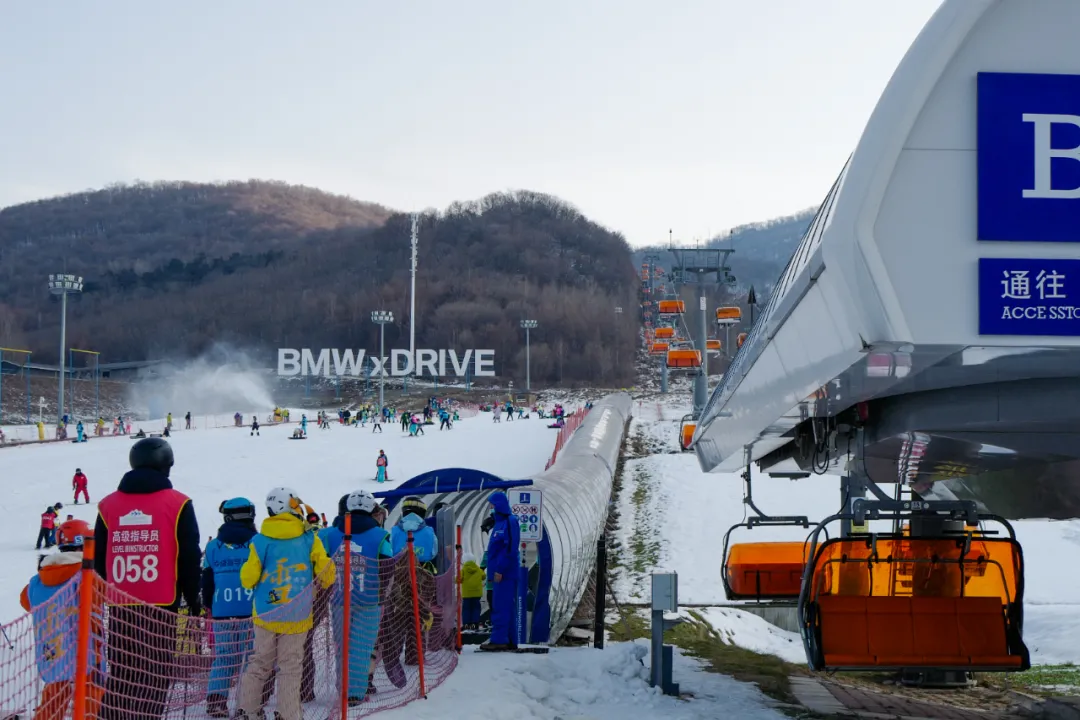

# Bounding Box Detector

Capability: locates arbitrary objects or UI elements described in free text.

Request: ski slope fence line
[0,530,459,719]
[544,408,591,470]
[1,397,484,446]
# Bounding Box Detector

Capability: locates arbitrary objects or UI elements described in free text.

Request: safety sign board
[509,489,544,543]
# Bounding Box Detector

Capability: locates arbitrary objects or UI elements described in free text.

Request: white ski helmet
[346,489,377,514]
[266,486,303,518]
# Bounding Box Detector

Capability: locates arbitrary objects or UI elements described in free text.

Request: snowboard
[287,436,307,440]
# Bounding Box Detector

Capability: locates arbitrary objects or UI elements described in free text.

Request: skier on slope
[375,450,388,483]
[250,417,260,437]
[73,468,89,504]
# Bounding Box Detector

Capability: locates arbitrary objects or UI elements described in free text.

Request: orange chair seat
[726,542,807,599]
[817,595,1022,669]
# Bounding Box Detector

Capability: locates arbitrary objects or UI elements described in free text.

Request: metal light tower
[372,310,394,413]
[520,319,538,392]
[614,307,623,378]
[408,214,418,367]
[48,273,83,423]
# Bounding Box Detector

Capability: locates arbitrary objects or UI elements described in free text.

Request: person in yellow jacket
[234,488,334,720]
[460,553,485,631]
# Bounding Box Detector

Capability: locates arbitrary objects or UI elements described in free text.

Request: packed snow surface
[0,409,553,621]
[376,642,785,720]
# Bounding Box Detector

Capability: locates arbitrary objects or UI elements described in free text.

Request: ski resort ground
[2,392,1078,717]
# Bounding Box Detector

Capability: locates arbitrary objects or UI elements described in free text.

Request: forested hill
[0,182,639,386]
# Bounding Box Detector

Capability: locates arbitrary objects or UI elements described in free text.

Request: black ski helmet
[130,437,174,475]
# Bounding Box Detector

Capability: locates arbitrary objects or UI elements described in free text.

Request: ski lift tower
[668,247,735,418]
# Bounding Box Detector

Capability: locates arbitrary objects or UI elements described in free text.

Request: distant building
[0,358,174,380]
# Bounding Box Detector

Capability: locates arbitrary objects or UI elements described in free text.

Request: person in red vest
[94,437,202,720]
[72,468,90,505]
[36,506,56,550]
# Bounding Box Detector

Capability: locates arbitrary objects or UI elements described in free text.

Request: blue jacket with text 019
[201,520,257,618]
[485,491,520,581]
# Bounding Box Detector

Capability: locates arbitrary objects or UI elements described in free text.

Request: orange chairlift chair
[722,466,818,602]
[658,299,685,315]
[649,341,670,355]
[706,339,722,353]
[666,348,701,369]
[679,414,696,451]
[716,306,742,324]
[654,326,676,340]
[797,497,1030,673]
[737,332,748,349]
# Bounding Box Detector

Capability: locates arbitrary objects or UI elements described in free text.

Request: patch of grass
[977,664,1080,696]
[627,461,662,578]
[670,610,802,703]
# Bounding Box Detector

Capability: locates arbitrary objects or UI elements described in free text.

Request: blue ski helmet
[219,497,256,522]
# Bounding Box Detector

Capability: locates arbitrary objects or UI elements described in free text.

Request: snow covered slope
[0,409,553,622]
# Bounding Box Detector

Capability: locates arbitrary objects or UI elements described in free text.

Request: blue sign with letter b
[978,72,1080,242]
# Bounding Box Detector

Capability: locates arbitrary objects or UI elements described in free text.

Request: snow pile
[688,609,804,665]
[376,642,786,720]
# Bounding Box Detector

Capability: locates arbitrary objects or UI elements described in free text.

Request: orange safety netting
[0,535,458,719]
[545,407,590,469]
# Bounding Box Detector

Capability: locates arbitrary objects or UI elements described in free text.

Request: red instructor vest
[98,488,189,606]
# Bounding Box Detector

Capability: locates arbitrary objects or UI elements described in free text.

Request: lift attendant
[95,437,202,720]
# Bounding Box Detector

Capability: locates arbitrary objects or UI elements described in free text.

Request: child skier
[72,468,89,504]
[250,417,260,437]
[21,519,105,719]
[300,414,308,435]
[375,450,388,483]
[202,498,259,718]
[76,421,85,443]
[235,488,334,720]
[371,411,382,433]
[36,506,56,549]
[460,553,484,630]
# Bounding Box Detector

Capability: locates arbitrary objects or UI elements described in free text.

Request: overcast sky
[0,1,942,246]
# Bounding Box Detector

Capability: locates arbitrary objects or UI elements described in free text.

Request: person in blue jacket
[390,497,438,569]
[480,491,520,651]
[328,490,394,705]
[201,497,259,718]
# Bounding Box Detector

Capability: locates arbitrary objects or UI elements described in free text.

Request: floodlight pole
[372,310,394,413]
[48,274,83,424]
[614,307,623,378]
[520,320,538,392]
[409,214,418,369]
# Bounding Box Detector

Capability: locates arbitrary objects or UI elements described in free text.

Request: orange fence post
[407,531,427,698]
[455,525,463,653]
[340,514,353,720]
[72,537,95,720]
